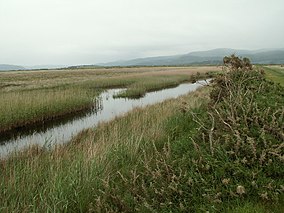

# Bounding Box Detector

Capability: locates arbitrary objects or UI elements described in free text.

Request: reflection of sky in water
[0,80,208,157]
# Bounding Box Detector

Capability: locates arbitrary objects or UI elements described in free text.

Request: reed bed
[0,87,210,212]
[0,88,96,132]
[1,66,283,212]
[0,66,220,92]
[0,66,219,132]
[114,73,212,98]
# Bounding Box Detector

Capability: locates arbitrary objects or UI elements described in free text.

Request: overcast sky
[0,0,283,66]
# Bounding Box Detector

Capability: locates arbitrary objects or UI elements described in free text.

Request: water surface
[0,80,209,157]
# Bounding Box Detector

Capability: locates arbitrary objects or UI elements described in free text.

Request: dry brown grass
[0,66,219,132]
[0,66,221,92]
[70,87,210,164]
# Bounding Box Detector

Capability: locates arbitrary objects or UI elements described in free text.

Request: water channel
[0,80,209,157]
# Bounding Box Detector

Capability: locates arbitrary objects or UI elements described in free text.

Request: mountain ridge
[0,64,26,71]
[99,48,284,66]
[1,48,284,70]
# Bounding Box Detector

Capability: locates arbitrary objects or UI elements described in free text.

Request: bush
[223,54,253,71]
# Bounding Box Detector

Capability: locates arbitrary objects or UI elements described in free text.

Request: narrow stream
[0,80,209,157]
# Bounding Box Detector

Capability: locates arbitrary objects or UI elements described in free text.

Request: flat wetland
[0,66,217,91]
[0,66,219,133]
[0,65,283,212]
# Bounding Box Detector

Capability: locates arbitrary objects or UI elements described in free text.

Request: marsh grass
[114,73,212,99]
[2,65,282,212]
[0,66,219,92]
[0,87,210,212]
[93,68,283,212]
[1,67,283,212]
[0,88,97,132]
[113,76,187,98]
[0,66,219,132]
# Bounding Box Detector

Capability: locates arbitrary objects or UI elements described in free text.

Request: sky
[0,0,284,66]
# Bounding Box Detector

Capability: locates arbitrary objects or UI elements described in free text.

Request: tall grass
[0,88,96,132]
[0,66,219,92]
[1,66,283,211]
[114,73,211,98]
[0,87,210,212]
[0,67,217,132]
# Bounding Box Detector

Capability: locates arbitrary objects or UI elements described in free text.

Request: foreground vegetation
[1,61,283,212]
[0,66,218,133]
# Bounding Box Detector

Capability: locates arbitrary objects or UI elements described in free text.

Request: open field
[263,65,284,86]
[0,66,219,92]
[1,66,283,212]
[0,66,220,133]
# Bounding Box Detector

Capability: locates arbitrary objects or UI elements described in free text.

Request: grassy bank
[263,65,284,86]
[1,66,283,212]
[0,87,97,133]
[0,86,210,212]
[0,66,219,133]
[114,72,214,99]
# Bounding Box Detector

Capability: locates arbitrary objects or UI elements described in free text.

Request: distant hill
[0,64,67,71]
[25,65,66,70]
[2,48,284,70]
[66,65,101,69]
[99,48,284,66]
[0,64,25,71]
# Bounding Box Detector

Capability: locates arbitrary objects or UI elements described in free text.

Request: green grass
[1,68,283,212]
[263,66,284,86]
[114,73,213,99]
[0,87,98,132]
[0,75,188,132]
[0,67,218,132]
[114,75,189,98]
[0,87,210,212]
[230,199,284,213]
